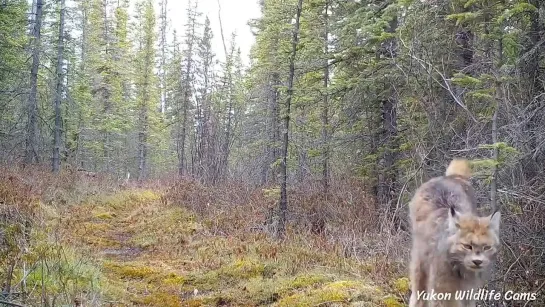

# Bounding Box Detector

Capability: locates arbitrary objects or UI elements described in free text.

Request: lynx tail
[445,159,471,179]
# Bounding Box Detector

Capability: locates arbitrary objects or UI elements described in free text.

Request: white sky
[166,0,261,65]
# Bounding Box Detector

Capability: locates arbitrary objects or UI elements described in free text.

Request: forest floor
[54,187,408,306]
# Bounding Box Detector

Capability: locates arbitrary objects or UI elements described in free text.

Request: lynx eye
[483,245,491,251]
[462,244,472,250]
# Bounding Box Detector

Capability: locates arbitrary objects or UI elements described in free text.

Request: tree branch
[398,36,478,123]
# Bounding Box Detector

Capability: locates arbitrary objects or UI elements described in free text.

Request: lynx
[408,159,501,307]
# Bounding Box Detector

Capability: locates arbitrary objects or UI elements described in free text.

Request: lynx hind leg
[409,249,428,307]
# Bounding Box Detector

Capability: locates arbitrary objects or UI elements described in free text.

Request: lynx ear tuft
[489,210,501,234]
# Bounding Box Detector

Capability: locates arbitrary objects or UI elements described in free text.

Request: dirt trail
[62,190,191,306]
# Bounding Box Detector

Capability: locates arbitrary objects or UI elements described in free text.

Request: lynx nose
[473,259,482,266]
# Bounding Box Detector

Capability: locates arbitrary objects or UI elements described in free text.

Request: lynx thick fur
[408,159,501,307]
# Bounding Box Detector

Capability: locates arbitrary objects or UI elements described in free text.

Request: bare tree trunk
[377,16,399,213]
[80,2,88,68]
[190,131,196,176]
[102,0,112,173]
[53,0,66,173]
[296,119,308,183]
[178,0,197,178]
[273,74,280,184]
[138,116,148,181]
[265,71,280,185]
[522,0,544,180]
[365,106,379,197]
[25,0,44,165]
[62,58,71,164]
[277,0,303,238]
[490,103,498,211]
[28,0,37,35]
[321,0,330,196]
[221,91,233,182]
[216,0,229,59]
[179,88,189,177]
[159,0,168,113]
[491,40,504,213]
[217,9,235,184]
[208,112,219,183]
[195,98,203,177]
[137,26,153,182]
[378,97,398,207]
[201,65,211,182]
[138,85,149,181]
[72,2,89,169]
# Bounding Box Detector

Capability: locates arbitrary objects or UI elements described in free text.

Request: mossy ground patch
[59,189,404,306]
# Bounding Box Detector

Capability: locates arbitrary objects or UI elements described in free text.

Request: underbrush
[0,165,113,305]
[164,178,411,305]
[486,185,545,306]
[165,178,410,264]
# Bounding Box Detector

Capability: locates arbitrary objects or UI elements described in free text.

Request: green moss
[162,273,186,286]
[393,277,410,293]
[95,212,114,219]
[189,272,333,306]
[187,271,220,290]
[383,296,404,307]
[238,277,281,304]
[278,280,381,306]
[184,258,269,294]
[94,194,127,209]
[181,299,205,307]
[92,190,162,209]
[222,258,265,279]
[285,274,331,289]
[85,236,120,248]
[140,292,181,306]
[128,190,162,203]
[278,288,344,306]
[82,221,112,233]
[103,262,158,279]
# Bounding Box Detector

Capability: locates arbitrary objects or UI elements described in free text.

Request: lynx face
[447,207,501,272]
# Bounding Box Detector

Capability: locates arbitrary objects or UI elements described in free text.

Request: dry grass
[159,178,410,305]
[164,178,410,278]
[0,165,119,306]
[53,186,406,306]
[23,173,405,306]
[0,165,412,306]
